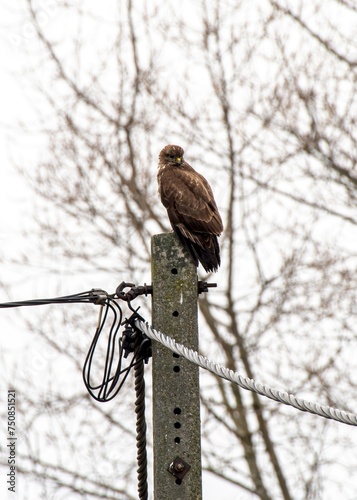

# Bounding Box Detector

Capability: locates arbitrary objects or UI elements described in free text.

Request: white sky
[0,3,241,500]
[1,2,357,500]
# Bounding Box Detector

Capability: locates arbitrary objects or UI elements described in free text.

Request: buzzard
[157,144,223,272]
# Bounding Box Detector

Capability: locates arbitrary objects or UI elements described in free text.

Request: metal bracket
[168,457,191,480]
[116,281,153,301]
[198,280,217,294]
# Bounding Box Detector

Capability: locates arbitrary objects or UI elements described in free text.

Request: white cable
[136,320,357,427]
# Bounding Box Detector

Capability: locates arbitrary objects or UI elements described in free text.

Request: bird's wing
[159,167,223,235]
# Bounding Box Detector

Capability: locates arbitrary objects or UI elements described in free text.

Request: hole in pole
[171,268,178,274]
[174,407,182,415]
[173,366,180,373]
[173,353,180,358]
[174,422,181,429]
[172,310,179,317]
[174,437,181,444]
[176,479,182,485]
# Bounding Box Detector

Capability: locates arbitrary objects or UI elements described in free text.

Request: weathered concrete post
[151,233,202,500]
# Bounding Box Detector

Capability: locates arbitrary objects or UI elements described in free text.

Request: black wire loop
[0,287,152,402]
[82,295,151,402]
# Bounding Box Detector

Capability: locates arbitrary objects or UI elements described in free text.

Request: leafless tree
[1,0,357,498]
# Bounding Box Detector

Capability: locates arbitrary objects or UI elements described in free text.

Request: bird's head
[158,145,184,167]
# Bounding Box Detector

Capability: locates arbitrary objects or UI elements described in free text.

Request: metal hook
[116,281,136,301]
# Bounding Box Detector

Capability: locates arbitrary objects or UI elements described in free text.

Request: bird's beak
[176,157,182,163]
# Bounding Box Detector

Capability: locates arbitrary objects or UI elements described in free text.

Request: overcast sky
[0,4,241,499]
[1,2,357,499]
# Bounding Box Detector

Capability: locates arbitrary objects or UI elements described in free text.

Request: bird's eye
[169,154,175,159]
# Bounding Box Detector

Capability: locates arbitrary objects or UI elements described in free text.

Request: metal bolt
[174,461,184,471]
[198,280,217,294]
[168,457,191,480]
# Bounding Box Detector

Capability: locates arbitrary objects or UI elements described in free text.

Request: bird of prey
[157,144,223,272]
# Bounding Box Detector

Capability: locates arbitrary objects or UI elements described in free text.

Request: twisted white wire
[136,320,357,427]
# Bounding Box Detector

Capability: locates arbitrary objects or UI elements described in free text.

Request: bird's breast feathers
[158,165,223,233]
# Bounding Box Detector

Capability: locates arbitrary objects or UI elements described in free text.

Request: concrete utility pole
[151,233,202,500]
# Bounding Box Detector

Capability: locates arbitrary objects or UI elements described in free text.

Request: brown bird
[157,144,223,272]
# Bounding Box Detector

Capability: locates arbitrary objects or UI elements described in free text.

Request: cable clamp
[90,288,108,305]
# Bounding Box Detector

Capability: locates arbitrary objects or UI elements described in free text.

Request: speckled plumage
[157,144,223,272]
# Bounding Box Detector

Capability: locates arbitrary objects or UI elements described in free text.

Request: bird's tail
[174,228,221,273]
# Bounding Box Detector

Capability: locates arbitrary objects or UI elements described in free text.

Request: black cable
[0,289,108,308]
[0,288,151,403]
[0,286,151,497]
[82,296,139,402]
[134,358,148,500]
